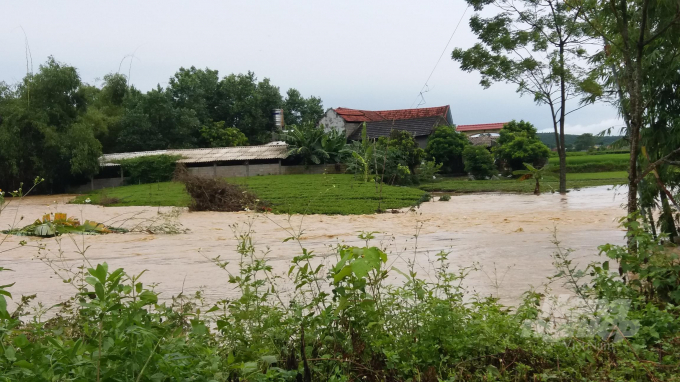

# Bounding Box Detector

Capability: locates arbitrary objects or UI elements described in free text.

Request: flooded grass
[421,171,626,193]
[74,174,426,214]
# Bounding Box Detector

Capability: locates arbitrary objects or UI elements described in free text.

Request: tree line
[0,58,324,192]
[454,0,680,242]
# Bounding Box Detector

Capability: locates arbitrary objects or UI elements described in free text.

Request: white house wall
[318,109,346,134]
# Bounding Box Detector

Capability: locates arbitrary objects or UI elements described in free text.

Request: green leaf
[260,355,277,365]
[4,346,16,361]
[139,290,158,304]
[94,282,106,301]
[13,360,33,369]
[333,265,353,284]
[206,305,220,313]
[13,335,29,348]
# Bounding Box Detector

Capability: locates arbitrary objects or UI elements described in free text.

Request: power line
[410,5,470,108]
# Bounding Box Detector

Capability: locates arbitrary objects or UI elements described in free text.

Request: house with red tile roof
[456,122,507,135]
[319,106,453,147]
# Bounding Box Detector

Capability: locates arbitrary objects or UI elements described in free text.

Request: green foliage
[416,160,443,182]
[344,124,374,182]
[374,129,426,185]
[0,61,325,192]
[283,123,345,165]
[494,120,551,171]
[513,163,556,195]
[200,121,249,147]
[117,155,181,185]
[425,125,469,173]
[574,133,596,151]
[439,194,451,201]
[463,145,497,178]
[0,57,102,192]
[282,88,324,126]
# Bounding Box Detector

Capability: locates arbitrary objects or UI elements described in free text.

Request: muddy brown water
[1,186,627,311]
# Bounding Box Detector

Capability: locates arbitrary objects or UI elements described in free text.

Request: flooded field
[1,186,627,310]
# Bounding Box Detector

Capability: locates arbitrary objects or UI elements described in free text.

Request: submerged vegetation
[75,174,427,215]
[420,172,626,193]
[2,212,126,237]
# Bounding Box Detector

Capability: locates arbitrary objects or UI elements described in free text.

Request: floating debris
[2,213,128,237]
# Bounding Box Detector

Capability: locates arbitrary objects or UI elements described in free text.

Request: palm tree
[513,163,555,195]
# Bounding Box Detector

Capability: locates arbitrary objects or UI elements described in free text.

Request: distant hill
[536,133,624,149]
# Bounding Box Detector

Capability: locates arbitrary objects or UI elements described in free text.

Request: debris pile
[2,213,127,237]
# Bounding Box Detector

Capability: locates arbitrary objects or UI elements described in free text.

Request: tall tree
[0,57,102,191]
[452,0,592,193]
[283,88,324,127]
[576,0,680,232]
[574,133,596,151]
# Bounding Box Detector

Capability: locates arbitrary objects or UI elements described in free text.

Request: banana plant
[513,163,555,195]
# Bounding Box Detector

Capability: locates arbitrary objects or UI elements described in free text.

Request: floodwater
[0,186,627,311]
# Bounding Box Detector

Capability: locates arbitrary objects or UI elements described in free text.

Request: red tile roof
[334,106,450,123]
[456,122,506,132]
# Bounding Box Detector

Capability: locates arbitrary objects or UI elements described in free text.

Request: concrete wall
[71,177,127,193]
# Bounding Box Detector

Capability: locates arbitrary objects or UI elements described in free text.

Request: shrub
[463,145,496,178]
[439,194,451,201]
[493,120,550,171]
[118,154,181,184]
[416,160,443,181]
[426,125,469,173]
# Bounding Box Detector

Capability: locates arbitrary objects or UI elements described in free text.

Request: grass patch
[564,171,628,180]
[227,174,426,214]
[74,175,426,215]
[548,153,629,172]
[420,172,626,193]
[72,182,191,207]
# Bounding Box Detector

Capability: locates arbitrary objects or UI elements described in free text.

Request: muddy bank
[0,186,626,310]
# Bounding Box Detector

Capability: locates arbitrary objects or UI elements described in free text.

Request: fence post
[278,159,282,175]
[213,163,217,178]
[245,161,250,177]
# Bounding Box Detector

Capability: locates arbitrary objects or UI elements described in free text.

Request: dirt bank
[0,186,626,310]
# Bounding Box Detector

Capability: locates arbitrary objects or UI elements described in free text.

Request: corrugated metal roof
[99,144,289,167]
[457,122,506,132]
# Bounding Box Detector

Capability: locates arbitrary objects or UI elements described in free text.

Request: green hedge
[117,155,181,185]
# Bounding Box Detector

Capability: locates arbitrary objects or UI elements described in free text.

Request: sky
[0,0,624,135]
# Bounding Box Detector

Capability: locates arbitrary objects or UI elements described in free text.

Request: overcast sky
[1,0,624,135]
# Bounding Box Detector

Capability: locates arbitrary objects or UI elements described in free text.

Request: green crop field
[72,182,191,207]
[547,153,629,172]
[74,174,427,215]
[420,171,626,193]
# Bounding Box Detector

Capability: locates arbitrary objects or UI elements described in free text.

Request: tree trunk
[558,42,568,194]
[659,191,678,241]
